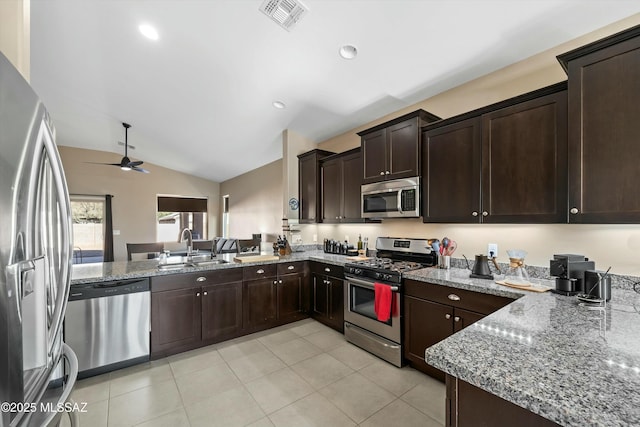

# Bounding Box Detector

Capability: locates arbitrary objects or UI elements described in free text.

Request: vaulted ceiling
[30,0,640,182]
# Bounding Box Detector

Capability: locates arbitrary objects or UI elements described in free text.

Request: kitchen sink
[157,256,228,270]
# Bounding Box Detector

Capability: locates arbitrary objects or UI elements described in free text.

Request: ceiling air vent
[259,0,308,31]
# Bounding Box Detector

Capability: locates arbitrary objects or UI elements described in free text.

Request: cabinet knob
[324,267,331,273]
[203,291,208,296]
[279,280,283,284]
[380,172,385,176]
[336,216,339,219]
[257,269,265,274]
[196,276,207,282]
[472,211,478,217]
[482,211,488,217]
[385,171,390,175]
[287,265,295,270]
[273,280,277,285]
[448,294,461,301]
[445,314,451,320]
[196,292,200,297]
[454,316,460,322]
[570,207,579,214]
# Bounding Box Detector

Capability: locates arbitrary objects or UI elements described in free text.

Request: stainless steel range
[344,237,437,367]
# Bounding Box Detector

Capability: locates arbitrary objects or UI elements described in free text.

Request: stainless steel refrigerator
[0,52,78,426]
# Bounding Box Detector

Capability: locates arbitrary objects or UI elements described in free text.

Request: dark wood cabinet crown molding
[556,23,640,73]
[357,109,441,136]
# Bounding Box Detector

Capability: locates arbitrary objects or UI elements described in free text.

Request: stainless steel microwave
[361,177,420,218]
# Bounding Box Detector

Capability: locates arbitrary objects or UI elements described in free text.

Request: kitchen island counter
[415,268,640,426]
[71,250,349,285]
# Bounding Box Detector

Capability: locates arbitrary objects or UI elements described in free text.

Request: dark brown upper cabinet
[359,110,441,184]
[557,24,640,223]
[321,148,364,223]
[422,83,568,223]
[298,149,334,223]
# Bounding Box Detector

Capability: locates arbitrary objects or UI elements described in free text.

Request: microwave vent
[259,0,308,31]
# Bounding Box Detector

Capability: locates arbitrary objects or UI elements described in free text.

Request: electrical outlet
[487,243,498,258]
[312,234,317,242]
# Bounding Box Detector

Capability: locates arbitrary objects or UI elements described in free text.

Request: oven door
[344,276,401,344]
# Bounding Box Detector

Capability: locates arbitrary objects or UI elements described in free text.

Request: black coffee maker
[549,254,595,295]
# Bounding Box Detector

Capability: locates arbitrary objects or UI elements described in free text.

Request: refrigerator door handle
[37,118,73,356]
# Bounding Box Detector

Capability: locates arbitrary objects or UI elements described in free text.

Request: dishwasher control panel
[68,278,150,301]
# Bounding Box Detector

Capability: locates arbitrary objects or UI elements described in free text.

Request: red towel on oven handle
[374,282,393,322]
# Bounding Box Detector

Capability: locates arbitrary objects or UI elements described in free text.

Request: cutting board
[233,254,280,263]
[495,280,553,293]
[345,255,371,261]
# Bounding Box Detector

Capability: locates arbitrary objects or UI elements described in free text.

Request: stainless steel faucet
[180,228,193,260]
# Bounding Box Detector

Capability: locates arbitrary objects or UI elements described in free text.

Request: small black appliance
[549,254,595,295]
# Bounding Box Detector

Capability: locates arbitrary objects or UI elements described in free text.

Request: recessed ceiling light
[272,101,286,109]
[339,45,358,60]
[139,24,159,41]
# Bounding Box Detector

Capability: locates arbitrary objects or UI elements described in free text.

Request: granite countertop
[417,268,640,426]
[71,250,350,284]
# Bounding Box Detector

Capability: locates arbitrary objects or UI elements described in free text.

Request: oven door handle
[347,276,399,292]
[397,190,403,214]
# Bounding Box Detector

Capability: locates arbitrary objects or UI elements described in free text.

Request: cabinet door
[404,296,453,380]
[311,273,329,320]
[387,118,420,180]
[321,158,342,223]
[341,151,363,221]
[151,288,201,355]
[201,281,243,342]
[566,36,640,223]
[244,278,277,329]
[299,154,319,223]
[453,308,484,333]
[422,118,481,223]
[362,129,388,183]
[328,277,344,333]
[277,273,304,323]
[482,91,567,223]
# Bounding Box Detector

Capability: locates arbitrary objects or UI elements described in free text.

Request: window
[222,195,230,238]
[70,196,105,264]
[157,196,208,242]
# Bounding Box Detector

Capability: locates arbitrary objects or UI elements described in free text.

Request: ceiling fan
[94,122,149,173]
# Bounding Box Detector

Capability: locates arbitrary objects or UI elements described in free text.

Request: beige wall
[300,15,640,276]
[220,159,283,241]
[59,146,220,261]
[0,0,30,80]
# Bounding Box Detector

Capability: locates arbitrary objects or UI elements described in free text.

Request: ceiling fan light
[121,166,132,171]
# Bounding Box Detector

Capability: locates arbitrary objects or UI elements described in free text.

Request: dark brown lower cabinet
[151,268,243,358]
[151,262,310,358]
[244,277,277,330]
[310,262,344,333]
[404,280,513,381]
[151,287,202,355]
[201,281,243,342]
[446,375,560,427]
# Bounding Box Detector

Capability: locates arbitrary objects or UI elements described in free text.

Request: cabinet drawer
[277,261,306,276]
[243,264,277,281]
[404,279,512,315]
[310,262,344,278]
[152,268,243,292]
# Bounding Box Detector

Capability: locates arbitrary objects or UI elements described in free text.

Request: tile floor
[61,319,445,427]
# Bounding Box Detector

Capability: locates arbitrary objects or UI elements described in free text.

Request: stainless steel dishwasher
[65,278,150,378]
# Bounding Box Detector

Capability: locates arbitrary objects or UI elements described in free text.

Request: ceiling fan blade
[132,166,150,173]
[85,162,124,167]
[128,160,144,167]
